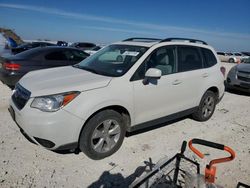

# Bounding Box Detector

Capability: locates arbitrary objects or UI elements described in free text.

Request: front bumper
[9,97,86,150]
[226,77,250,93]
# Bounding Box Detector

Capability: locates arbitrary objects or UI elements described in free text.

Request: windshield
[76,44,148,77]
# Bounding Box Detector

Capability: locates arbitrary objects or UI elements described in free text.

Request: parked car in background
[70,42,96,51]
[232,52,249,63]
[57,41,68,46]
[227,57,250,92]
[84,45,105,55]
[0,46,89,88]
[8,37,225,159]
[235,52,250,63]
[244,57,250,63]
[217,52,231,62]
[11,42,55,54]
[217,51,240,63]
[241,52,250,56]
[226,52,233,56]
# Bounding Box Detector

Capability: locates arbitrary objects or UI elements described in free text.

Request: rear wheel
[79,110,126,160]
[192,91,216,122]
[229,58,235,63]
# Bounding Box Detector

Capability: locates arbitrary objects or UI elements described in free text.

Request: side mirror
[143,68,162,85]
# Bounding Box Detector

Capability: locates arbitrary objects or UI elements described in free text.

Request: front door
[132,46,184,125]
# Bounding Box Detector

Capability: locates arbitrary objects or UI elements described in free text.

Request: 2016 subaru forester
[9,38,225,160]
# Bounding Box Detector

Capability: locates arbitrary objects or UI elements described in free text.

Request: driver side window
[131,46,176,81]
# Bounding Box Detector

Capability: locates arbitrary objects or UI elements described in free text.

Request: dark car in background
[11,42,55,54]
[70,42,96,51]
[0,46,89,88]
[227,57,250,93]
[57,41,68,46]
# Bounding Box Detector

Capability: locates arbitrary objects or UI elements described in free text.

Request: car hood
[237,63,250,73]
[19,66,112,97]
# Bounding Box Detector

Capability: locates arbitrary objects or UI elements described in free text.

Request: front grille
[237,71,250,82]
[12,83,31,110]
[238,76,250,82]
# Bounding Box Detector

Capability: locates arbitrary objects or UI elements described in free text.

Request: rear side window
[31,43,40,48]
[177,46,202,72]
[45,51,68,60]
[202,48,217,68]
[79,43,95,48]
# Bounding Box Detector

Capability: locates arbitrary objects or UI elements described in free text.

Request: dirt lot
[0,63,249,187]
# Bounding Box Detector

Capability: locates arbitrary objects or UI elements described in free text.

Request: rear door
[175,45,207,108]
[44,49,89,68]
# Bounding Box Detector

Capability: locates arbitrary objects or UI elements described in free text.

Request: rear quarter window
[66,50,89,61]
[202,48,217,68]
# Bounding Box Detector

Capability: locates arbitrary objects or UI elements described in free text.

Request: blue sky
[0,0,250,51]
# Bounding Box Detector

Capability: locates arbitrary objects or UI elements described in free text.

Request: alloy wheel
[91,119,121,153]
[202,96,215,118]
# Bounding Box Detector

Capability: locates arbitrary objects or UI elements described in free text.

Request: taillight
[3,61,20,71]
[220,66,226,77]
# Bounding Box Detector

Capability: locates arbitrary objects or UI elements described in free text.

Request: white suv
[9,38,225,159]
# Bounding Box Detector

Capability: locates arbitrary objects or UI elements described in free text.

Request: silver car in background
[227,58,250,92]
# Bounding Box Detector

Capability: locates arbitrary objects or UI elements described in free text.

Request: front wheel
[79,110,126,160]
[192,91,216,122]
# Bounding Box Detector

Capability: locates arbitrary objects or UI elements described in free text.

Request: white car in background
[232,52,249,63]
[9,37,225,159]
[217,52,231,62]
[217,52,240,63]
[84,45,105,55]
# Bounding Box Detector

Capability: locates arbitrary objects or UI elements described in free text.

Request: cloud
[79,25,156,36]
[1,3,250,40]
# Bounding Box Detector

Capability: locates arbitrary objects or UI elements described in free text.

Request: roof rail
[161,38,207,45]
[123,38,162,42]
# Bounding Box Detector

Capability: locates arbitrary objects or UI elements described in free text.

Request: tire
[192,91,217,122]
[229,58,234,63]
[79,110,126,160]
[7,85,15,90]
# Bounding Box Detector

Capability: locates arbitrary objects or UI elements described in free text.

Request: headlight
[31,91,80,112]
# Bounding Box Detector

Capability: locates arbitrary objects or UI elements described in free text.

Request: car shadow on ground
[225,87,250,97]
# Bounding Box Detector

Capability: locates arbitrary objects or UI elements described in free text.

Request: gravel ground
[0,63,249,187]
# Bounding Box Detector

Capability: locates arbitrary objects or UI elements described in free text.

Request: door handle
[202,73,209,78]
[172,79,182,85]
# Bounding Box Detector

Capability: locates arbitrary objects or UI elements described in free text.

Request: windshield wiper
[72,64,99,74]
[72,64,117,77]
